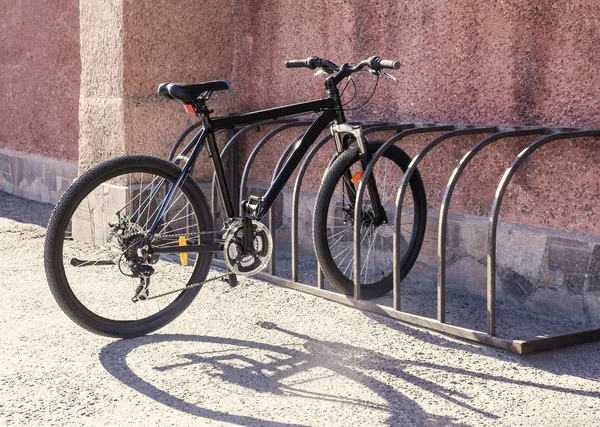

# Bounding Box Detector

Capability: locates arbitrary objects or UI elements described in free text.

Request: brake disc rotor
[223,219,273,276]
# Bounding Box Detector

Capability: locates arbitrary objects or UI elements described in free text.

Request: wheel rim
[324,153,418,287]
[58,167,208,323]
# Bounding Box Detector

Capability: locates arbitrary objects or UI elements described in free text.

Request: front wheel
[313,143,427,299]
[44,155,214,338]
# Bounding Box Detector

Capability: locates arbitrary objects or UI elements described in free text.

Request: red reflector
[184,104,195,114]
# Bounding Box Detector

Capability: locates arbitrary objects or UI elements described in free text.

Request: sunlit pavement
[1,191,599,427]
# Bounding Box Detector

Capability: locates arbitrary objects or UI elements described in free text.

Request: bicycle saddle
[157,80,231,103]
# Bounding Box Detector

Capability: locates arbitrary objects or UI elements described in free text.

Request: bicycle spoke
[145,179,188,231]
[360,225,377,280]
[332,243,353,261]
[57,161,211,329]
[341,224,371,280]
[327,227,353,243]
[153,179,191,231]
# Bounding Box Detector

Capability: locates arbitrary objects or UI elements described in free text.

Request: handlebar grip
[368,56,401,71]
[378,59,401,70]
[285,59,309,68]
[284,57,319,69]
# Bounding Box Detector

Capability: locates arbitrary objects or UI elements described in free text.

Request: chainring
[223,219,273,276]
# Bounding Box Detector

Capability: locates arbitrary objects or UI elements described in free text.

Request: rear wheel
[44,155,214,338]
[313,143,427,299]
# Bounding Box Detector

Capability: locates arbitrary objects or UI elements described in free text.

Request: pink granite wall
[121,0,239,160]
[227,0,600,235]
[0,0,80,162]
[234,0,600,127]
[4,0,600,235]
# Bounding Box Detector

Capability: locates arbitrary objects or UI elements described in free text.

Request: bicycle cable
[340,77,357,107]
[343,74,380,111]
[118,253,134,278]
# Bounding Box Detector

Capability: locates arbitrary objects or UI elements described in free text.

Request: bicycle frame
[148,98,340,237]
[149,79,386,252]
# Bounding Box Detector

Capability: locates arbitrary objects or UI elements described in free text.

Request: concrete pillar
[78,0,238,171]
[79,0,126,172]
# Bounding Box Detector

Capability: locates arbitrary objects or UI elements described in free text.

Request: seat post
[191,97,211,115]
[201,110,236,221]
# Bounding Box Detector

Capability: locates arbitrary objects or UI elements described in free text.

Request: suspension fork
[330,123,388,225]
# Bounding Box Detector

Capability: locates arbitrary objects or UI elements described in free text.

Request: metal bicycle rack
[174,118,600,354]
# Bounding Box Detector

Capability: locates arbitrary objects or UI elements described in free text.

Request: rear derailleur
[111,221,160,302]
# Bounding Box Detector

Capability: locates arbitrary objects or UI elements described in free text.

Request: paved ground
[1,190,600,426]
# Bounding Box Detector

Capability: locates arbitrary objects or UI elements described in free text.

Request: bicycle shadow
[361,310,600,382]
[99,328,465,426]
[98,322,600,426]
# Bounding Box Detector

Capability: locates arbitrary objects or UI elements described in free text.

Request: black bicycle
[44,56,427,337]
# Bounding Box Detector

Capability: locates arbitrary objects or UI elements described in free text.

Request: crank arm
[70,258,116,267]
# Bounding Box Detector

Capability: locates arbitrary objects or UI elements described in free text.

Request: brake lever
[314,63,339,77]
[368,69,397,81]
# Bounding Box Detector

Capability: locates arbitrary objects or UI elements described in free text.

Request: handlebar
[284,56,400,74]
[284,57,340,73]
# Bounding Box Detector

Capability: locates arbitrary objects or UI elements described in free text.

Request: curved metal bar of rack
[239,121,313,211]
[267,130,308,274]
[436,127,551,326]
[487,129,600,352]
[393,126,499,311]
[361,123,416,135]
[291,133,334,286]
[171,118,600,354]
[353,124,456,299]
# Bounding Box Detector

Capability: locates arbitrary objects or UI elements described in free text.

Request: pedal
[227,274,238,287]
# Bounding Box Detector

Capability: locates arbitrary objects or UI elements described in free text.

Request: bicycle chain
[141,229,228,301]
[108,219,223,244]
[155,229,222,239]
[143,273,230,301]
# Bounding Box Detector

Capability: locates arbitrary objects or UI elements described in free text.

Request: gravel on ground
[1,191,599,426]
